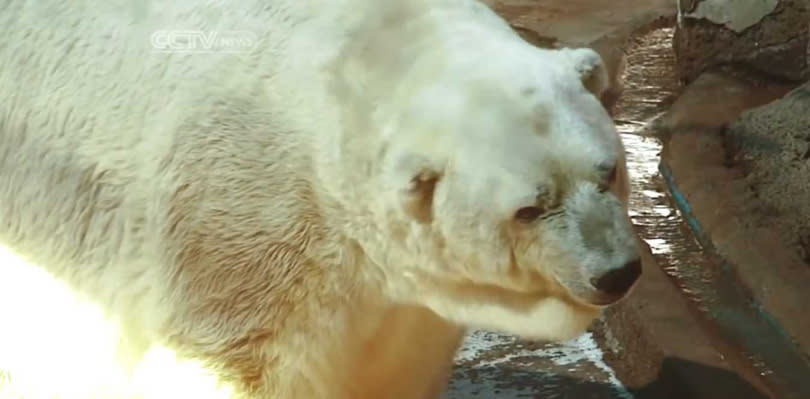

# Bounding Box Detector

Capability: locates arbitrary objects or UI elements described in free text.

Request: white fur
[0,0,639,398]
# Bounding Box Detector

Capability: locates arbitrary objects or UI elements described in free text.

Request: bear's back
[0,0,332,301]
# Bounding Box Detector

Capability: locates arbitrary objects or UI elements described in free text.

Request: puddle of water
[448,331,633,399]
[611,27,711,305]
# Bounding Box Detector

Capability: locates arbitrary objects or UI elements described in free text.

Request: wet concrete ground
[618,21,810,399]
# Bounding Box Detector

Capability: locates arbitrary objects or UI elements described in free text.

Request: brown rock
[725,80,810,263]
[674,0,809,83]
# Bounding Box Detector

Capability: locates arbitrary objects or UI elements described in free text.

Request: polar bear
[0,0,641,398]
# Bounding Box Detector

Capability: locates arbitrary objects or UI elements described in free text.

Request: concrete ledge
[656,71,810,398]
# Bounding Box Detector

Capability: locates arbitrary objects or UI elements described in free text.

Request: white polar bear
[0,0,641,398]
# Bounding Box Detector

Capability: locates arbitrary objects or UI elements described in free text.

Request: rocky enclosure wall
[674,0,809,83]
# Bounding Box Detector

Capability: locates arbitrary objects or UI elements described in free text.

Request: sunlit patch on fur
[0,245,235,399]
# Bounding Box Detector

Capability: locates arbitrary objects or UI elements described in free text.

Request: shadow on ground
[446,357,770,399]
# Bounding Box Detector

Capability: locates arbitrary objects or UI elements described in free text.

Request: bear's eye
[514,206,544,223]
[597,162,618,193]
[600,163,618,182]
[606,165,618,183]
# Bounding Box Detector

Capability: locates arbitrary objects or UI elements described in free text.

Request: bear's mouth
[554,273,636,308]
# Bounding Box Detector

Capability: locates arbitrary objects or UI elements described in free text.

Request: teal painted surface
[658,161,810,399]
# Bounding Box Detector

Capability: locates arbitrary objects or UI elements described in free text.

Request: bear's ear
[389,154,442,224]
[565,47,610,100]
[400,168,440,224]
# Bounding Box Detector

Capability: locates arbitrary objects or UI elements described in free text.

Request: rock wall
[725,81,810,262]
[674,0,809,83]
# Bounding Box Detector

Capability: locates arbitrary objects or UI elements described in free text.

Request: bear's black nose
[590,258,642,297]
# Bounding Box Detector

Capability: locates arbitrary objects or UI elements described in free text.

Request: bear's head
[328,6,641,341]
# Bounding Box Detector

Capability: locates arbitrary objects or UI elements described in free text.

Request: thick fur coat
[0,0,640,398]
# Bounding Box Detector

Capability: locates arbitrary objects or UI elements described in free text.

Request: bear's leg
[345,304,466,399]
[176,325,348,399]
[165,301,462,399]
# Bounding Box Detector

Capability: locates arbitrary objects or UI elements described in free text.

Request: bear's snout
[588,257,642,305]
